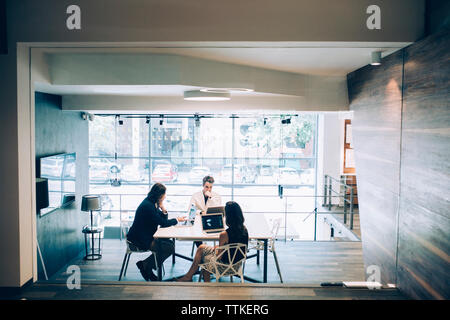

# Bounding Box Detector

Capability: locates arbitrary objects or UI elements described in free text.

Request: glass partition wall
[89,113,331,241]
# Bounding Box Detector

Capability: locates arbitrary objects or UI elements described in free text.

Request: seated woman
[178,201,248,282]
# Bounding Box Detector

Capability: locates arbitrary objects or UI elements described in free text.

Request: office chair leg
[272,251,283,283]
[118,253,128,281]
[124,253,131,277]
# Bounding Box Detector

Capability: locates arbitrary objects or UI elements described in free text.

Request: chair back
[270,217,282,239]
[216,243,247,266]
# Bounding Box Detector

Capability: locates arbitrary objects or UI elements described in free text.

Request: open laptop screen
[201,213,224,232]
[206,206,225,215]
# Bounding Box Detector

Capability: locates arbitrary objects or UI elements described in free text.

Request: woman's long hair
[147,183,166,204]
[225,201,246,231]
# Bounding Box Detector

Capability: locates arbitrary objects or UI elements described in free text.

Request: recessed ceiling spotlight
[371,51,382,66]
[184,90,231,101]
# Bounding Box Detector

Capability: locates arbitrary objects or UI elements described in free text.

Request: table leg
[91,233,95,257]
[98,232,102,256]
[257,249,260,265]
[84,233,88,259]
[157,240,163,281]
[172,238,176,265]
[263,239,268,283]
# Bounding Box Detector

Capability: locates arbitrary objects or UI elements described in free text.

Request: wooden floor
[48,239,366,284]
[10,239,409,300]
[14,282,407,300]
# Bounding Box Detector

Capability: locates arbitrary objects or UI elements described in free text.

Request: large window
[89,114,322,240]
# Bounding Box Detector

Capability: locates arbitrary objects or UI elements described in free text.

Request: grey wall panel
[397,199,450,300]
[348,29,450,299]
[347,50,403,286]
[356,179,399,285]
[35,92,89,279]
[397,30,450,299]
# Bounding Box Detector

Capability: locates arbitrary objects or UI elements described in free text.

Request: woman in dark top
[127,183,186,281]
[178,201,248,282]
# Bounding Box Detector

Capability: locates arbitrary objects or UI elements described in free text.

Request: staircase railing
[323,174,356,230]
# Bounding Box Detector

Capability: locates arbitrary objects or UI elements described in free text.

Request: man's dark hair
[147,183,166,204]
[202,175,214,185]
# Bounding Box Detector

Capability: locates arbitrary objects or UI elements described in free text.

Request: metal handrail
[96,192,354,240]
[323,174,357,230]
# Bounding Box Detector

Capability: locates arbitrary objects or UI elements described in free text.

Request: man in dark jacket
[127,183,185,281]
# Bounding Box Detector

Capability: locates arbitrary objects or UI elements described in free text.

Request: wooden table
[153,213,272,282]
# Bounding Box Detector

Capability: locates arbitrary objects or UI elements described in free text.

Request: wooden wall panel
[347,50,403,285]
[397,30,450,299]
[347,30,450,299]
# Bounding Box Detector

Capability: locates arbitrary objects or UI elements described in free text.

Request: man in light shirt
[189,175,222,214]
[189,175,222,247]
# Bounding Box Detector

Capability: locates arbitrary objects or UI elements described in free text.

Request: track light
[371,51,382,65]
[159,115,164,126]
[263,117,267,125]
[145,116,150,124]
[116,115,123,125]
[195,114,200,127]
[281,117,291,124]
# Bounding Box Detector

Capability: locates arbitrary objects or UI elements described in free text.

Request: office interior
[0,0,448,300]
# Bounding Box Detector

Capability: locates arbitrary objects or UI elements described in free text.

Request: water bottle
[189,203,196,224]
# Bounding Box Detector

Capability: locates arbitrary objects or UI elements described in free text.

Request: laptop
[206,206,225,215]
[201,213,225,233]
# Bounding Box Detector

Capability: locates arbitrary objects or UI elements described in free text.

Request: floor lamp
[81,195,102,260]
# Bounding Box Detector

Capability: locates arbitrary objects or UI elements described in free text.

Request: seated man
[189,175,222,247]
[127,183,186,281]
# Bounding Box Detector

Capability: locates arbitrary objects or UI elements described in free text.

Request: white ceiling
[34,43,410,99]
[34,84,279,97]
[140,46,403,76]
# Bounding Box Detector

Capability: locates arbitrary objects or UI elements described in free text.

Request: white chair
[249,217,283,283]
[118,240,162,281]
[198,243,247,283]
[119,211,135,241]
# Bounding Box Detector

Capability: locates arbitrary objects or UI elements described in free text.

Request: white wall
[317,112,345,206]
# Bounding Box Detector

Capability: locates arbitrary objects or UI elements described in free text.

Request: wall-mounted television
[39,153,76,215]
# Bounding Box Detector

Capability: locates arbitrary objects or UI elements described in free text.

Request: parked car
[300,168,315,186]
[121,164,145,183]
[188,166,211,184]
[151,163,178,182]
[89,158,122,183]
[219,165,256,184]
[277,167,301,186]
[256,165,276,184]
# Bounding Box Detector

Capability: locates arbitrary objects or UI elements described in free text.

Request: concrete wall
[34,92,89,279]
